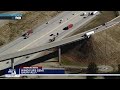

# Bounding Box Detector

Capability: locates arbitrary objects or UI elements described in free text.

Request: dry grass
[0,11,60,47]
[62,11,120,69]
[62,23,120,69]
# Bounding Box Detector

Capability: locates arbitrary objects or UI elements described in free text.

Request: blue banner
[5,66,65,75]
[0,13,22,20]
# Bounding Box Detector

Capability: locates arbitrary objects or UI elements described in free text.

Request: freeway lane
[0,11,97,70]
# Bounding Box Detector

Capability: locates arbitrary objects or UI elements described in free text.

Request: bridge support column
[58,47,61,64]
[11,58,14,70]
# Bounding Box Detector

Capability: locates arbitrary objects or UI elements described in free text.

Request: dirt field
[61,23,120,71]
[61,11,120,71]
[0,11,61,47]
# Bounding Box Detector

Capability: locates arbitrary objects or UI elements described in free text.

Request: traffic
[21,11,99,43]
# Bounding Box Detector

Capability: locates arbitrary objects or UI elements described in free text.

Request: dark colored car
[22,29,33,39]
[49,37,56,43]
[83,16,87,18]
[63,27,69,30]
[50,34,54,36]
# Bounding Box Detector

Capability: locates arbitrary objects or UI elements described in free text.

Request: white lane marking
[18,12,83,51]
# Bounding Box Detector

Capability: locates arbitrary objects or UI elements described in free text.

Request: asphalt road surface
[0,11,99,70]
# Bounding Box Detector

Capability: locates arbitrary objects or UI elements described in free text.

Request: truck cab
[83,31,95,38]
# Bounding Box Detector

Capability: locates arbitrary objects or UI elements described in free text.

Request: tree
[86,62,98,79]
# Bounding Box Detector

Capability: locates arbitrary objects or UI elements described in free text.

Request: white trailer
[83,31,95,38]
[93,11,99,14]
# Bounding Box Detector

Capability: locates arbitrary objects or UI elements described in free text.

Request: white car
[80,12,87,16]
[89,11,99,15]
[60,19,63,22]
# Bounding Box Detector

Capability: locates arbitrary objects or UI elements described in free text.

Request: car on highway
[50,34,54,36]
[26,56,30,58]
[102,23,106,26]
[59,19,63,23]
[80,12,87,16]
[60,19,63,22]
[63,24,73,30]
[72,13,76,15]
[49,37,55,43]
[57,33,59,36]
[83,16,87,18]
[22,29,33,39]
[46,22,49,24]
[49,33,59,43]
[6,61,9,64]
[89,11,99,15]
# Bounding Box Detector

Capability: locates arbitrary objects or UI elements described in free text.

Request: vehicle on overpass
[46,22,49,24]
[82,31,95,38]
[63,24,73,30]
[49,33,59,43]
[80,12,87,16]
[89,11,99,15]
[59,19,63,23]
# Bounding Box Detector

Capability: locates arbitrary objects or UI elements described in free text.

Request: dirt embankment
[0,11,61,46]
[61,11,119,67]
[62,23,120,68]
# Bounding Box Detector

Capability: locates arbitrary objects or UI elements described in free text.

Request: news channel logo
[0,13,22,20]
[5,66,65,77]
[5,69,20,77]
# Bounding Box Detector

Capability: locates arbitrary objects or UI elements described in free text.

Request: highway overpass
[0,14,119,72]
[0,11,100,70]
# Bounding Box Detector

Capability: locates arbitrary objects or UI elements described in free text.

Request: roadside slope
[61,23,120,69]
